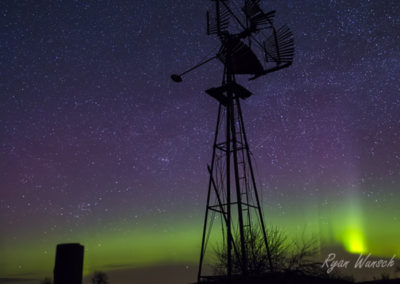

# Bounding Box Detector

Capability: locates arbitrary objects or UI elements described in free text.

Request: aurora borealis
[1,0,400,283]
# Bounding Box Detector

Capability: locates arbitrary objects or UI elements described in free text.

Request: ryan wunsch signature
[321,253,397,274]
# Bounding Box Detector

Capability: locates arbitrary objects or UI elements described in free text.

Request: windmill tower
[171,0,294,282]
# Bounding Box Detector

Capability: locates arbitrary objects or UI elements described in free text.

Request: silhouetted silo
[54,243,84,284]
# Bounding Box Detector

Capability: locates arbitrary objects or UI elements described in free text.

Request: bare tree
[284,233,323,276]
[92,271,109,284]
[40,278,52,284]
[214,226,323,277]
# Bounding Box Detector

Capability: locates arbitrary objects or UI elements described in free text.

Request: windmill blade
[251,10,275,28]
[242,0,262,17]
[207,3,231,35]
[263,25,294,64]
[242,0,275,29]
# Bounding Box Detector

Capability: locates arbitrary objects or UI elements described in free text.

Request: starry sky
[1,0,400,283]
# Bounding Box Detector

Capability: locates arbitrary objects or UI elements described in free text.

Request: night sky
[1,0,399,283]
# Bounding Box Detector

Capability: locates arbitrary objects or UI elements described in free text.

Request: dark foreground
[196,272,400,284]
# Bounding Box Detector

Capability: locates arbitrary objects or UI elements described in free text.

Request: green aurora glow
[1,193,398,280]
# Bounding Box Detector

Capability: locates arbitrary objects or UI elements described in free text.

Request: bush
[213,226,324,277]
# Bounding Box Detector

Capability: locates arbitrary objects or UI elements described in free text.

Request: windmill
[171,0,294,282]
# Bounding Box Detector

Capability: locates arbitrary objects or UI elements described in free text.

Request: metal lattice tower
[171,0,294,282]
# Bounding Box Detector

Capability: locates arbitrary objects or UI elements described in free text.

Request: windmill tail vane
[170,0,294,282]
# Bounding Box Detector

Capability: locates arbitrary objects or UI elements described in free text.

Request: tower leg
[197,105,223,283]
[226,94,232,281]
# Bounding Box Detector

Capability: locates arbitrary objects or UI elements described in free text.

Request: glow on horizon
[342,227,366,254]
[2,193,399,280]
[330,193,368,255]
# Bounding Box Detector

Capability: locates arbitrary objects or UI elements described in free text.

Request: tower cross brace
[197,64,274,282]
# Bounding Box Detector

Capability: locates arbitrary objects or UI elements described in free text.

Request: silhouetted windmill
[171,0,294,282]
